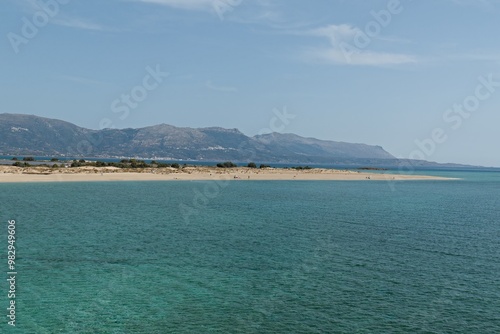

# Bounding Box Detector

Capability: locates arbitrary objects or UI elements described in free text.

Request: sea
[1,170,499,333]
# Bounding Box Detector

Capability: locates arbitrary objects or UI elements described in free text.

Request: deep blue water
[1,172,499,333]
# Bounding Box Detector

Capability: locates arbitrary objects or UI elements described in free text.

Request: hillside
[0,113,395,163]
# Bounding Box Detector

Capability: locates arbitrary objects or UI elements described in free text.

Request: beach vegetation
[62,159,181,169]
[293,166,313,170]
[247,162,257,168]
[13,161,30,167]
[217,161,237,168]
[129,159,148,168]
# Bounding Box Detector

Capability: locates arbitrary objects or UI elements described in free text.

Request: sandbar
[0,166,455,183]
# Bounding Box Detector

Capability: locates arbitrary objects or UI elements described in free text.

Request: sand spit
[0,166,455,183]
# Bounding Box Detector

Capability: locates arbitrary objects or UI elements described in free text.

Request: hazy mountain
[254,133,394,162]
[0,113,94,154]
[0,113,397,163]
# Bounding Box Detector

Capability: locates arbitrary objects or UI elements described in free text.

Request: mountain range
[0,113,473,167]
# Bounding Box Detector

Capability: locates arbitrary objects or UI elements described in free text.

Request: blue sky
[1,0,500,166]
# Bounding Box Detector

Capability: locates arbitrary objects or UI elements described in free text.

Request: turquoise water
[1,173,500,333]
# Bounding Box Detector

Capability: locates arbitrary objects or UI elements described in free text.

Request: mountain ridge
[1,113,396,163]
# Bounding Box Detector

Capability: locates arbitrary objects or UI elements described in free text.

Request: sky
[1,0,500,166]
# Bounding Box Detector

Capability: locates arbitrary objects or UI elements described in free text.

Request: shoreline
[0,166,456,183]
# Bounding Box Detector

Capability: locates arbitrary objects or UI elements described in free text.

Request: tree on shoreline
[217,161,237,168]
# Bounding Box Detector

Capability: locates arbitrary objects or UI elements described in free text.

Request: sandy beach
[0,166,454,183]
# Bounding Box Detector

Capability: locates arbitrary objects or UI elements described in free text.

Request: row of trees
[69,159,183,169]
[215,162,311,169]
[11,157,35,161]
[290,166,312,170]
[11,158,183,169]
[10,157,305,170]
[216,161,271,169]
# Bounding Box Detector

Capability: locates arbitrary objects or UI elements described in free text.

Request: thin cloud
[130,0,275,23]
[303,24,419,66]
[7,0,44,13]
[448,0,500,7]
[53,17,108,31]
[8,1,116,32]
[446,52,500,62]
[205,80,237,92]
[134,0,215,11]
[303,48,418,66]
[311,24,358,45]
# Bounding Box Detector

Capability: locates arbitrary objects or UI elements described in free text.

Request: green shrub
[293,166,313,170]
[247,162,257,168]
[217,161,237,168]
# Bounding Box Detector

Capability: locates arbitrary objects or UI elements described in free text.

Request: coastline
[0,166,455,183]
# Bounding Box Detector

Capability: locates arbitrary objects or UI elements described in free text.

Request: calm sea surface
[1,171,499,333]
